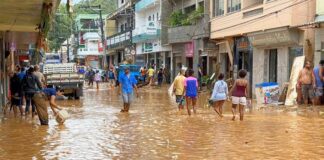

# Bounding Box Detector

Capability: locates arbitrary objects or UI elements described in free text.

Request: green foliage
[169,6,204,27]
[47,0,117,51]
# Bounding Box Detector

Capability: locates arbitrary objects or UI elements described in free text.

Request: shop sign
[185,42,194,57]
[248,30,299,47]
[86,55,98,61]
[146,21,157,35]
[142,43,153,53]
[236,37,250,50]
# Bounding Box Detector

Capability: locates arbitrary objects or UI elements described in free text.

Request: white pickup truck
[43,63,84,99]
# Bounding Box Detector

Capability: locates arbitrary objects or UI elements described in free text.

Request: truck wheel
[74,88,82,100]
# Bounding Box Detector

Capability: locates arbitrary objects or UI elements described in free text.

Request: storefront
[248,28,303,95]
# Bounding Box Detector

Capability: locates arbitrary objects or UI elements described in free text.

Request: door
[269,49,277,82]
[238,51,249,70]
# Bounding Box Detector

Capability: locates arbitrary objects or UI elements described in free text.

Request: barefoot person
[210,73,228,118]
[173,69,186,111]
[119,67,139,112]
[230,70,249,121]
[314,60,324,105]
[183,69,198,116]
[297,61,316,106]
[33,86,63,125]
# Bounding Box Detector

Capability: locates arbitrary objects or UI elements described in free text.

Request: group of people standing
[85,67,116,90]
[7,65,63,125]
[172,68,249,120]
[140,66,170,86]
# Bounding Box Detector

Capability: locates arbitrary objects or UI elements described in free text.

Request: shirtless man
[297,61,316,105]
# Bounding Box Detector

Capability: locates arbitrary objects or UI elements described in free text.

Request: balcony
[132,22,161,43]
[135,0,159,12]
[168,18,209,44]
[106,30,132,49]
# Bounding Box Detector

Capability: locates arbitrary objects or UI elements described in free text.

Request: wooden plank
[285,56,305,106]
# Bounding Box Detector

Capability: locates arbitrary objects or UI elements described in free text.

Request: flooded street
[0,84,323,159]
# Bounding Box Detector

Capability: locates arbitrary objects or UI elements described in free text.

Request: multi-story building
[210,0,316,96]
[133,0,172,69]
[167,0,216,80]
[315,0,324,62]
[106,0,136,66]
[75,14,104,68]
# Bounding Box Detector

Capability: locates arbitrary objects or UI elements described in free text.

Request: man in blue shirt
[119,67,138,112]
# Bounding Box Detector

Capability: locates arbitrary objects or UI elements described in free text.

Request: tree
[47,0,116,52]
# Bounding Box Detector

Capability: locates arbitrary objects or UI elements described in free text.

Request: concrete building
[0,0,60,109]
[167,0,216,80]
[315,0,324,63]
[75,14,104,68]
[210,0,316,96]
[133,0,172,69]
[106,0,137,66]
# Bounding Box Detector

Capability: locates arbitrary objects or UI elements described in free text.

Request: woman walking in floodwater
[230,70,249,121]
[210,73,228,118]
[183,69,199,116]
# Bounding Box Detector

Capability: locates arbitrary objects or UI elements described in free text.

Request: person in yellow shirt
[147,66,155,86]
[173,69,186,110]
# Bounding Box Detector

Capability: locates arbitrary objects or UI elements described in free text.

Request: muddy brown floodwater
[0,84,323,160]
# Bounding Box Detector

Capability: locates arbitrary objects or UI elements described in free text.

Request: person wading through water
[119,67,139,113]
[33,86,64,125]
[22,67,42,117]
[297,61,316,106]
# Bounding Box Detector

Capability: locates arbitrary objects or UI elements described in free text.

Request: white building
[77,32,103,68]
[133,0,171,68]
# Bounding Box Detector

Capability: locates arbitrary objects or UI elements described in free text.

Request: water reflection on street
[0,84,323,159]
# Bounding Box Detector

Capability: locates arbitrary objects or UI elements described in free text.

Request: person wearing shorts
[119,67,138,113]
[210,73,228,118]
[230,70,249,121]
[184,69,198,116]
[314,60,324,105]
[173,69,186,110]
[9,71,23,117]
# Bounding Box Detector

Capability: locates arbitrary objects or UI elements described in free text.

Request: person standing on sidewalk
[173,69,186,111]
[22,67,43,117]
[297,61,316,106]
[210,73,228,118]
[313,60,324,105]
[230,70,249,121]
[183,69,199,116]
[119,67,139,113]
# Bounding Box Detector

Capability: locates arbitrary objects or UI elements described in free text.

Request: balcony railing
[107,30,132,49]
[135,0,159,12]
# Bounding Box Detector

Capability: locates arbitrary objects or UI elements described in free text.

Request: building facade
[167,0,216,80]
[75,14,104,68]
[106,0,136,66]
[210,0,316,96]
[315,0,324,63]
[133,0,172,69]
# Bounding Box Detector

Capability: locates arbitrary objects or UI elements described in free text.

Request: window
[148,16,151,21]
[124,23,127,30]
[157,12,159,21]
[121,0,124,4]
[120,24,124,32]
[269,49,277,82]
[227,0,241,13]
[153,14,155,21]
[288,47,303,75]
[214,0,224,16]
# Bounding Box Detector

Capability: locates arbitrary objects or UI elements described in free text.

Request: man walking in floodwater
[314,60,324,105]
[119,67,138,112]
[297,61,316,106]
